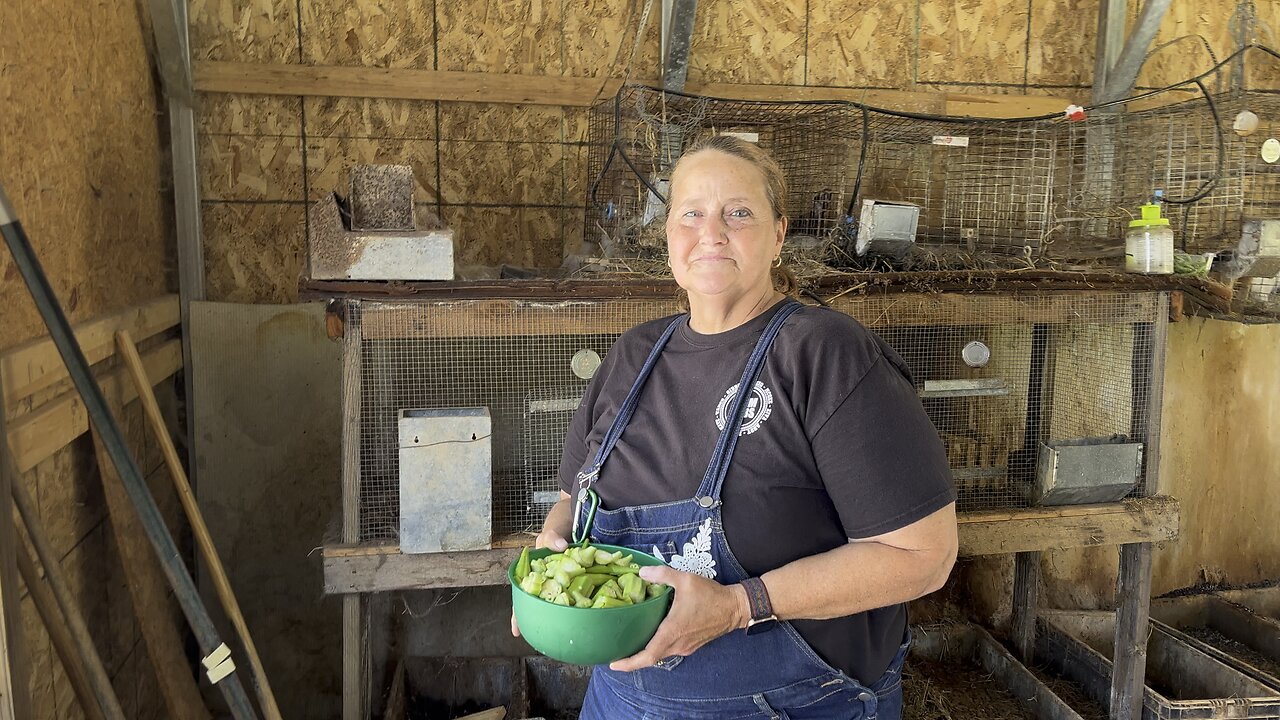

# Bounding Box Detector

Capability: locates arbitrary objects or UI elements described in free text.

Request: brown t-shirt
[558,301,955,684]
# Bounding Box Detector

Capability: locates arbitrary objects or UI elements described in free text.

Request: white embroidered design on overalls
[654,518,717,579]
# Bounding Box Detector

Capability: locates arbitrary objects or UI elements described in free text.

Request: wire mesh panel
[585,86,861,255]
[584,85,1280,276]
[343,290,1164,542]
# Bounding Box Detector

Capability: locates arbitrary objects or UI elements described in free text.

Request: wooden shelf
[321,496,1180,594]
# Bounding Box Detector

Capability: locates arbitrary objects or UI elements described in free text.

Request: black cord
[1162,78,1224,205]
[844,105,871,218]
[632,43,1280,123]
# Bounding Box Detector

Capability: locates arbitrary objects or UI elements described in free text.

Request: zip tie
[202,643,236,684]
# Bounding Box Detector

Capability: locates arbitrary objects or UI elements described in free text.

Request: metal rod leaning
[0,183,260,719]
[116,330,284,720]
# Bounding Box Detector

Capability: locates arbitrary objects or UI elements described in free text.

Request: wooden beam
[194,62,622,108]
[357,291,1160,340]
[1011,551,1041,663]
[340,320,362,720]
[193,62,1074,118]
[1,295,179,413]
[1110,542,1154,720]
[6,340,183,473]
[958,497,1179,556]
[321,497,1180,593]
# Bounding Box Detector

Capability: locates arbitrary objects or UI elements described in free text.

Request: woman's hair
[669,134,798,296]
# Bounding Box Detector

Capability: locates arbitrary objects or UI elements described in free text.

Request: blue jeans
[580,631,909,720]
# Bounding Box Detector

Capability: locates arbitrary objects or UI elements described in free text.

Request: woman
[514,135,957,719]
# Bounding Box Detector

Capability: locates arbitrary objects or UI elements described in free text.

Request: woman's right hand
[512,497,573,637]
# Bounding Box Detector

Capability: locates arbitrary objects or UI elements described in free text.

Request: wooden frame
[321,496,1181,595]
[193,62,1074,117]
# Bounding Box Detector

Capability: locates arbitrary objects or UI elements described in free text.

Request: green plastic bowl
[510,543,672,666]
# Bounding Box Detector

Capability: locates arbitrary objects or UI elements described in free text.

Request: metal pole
[1102,0,1174,103]
[0,186,259,720]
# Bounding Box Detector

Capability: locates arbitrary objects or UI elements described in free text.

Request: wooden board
[356,291,1159,340]
[958,496,1180,556]
[187,0,300,64]
[193,62,1078,119]
[321,497,1181,593]
[92,430,211,720]
[1,295,179,415]
[5,340,183,474]
[0,395,31,720]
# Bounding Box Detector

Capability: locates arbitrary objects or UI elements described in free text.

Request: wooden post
[0,387,32,720]
[341,304,365,720]
[14,540,106,720]
[1011,551,1041,663]
[1110,542,1153,720]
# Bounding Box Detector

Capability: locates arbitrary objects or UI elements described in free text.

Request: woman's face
[666,149,785,305]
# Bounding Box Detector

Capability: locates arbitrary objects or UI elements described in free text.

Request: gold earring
[772,256,782,268]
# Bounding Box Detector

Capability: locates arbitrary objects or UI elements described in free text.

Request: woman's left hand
[608,565,747,672]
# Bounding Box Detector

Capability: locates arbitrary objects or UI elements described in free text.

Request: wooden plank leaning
[115,330,284,720]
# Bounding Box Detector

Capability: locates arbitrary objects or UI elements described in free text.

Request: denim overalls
[572,301,909,720]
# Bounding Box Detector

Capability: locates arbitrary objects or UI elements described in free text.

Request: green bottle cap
[1129,203,1171,228]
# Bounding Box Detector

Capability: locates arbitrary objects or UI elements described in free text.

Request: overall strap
[694,300,803,505]
[575,314,685,491]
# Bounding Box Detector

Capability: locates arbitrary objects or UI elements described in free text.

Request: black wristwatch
[741,577,779,635]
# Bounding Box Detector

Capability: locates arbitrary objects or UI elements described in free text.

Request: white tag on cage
[721,131,760,143]
[531,490,561,505]
[932,135,970,147]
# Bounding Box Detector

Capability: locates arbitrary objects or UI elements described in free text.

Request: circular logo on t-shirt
[714,381,774,436]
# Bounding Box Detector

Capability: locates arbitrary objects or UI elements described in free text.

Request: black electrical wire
[1162,78,1224,205]
[844,105,871,219]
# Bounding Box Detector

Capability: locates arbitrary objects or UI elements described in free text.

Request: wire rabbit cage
[584,84,1280,293]
[340,290,1165,544]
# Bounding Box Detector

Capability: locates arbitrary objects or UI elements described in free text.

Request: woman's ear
[775,215,788,249]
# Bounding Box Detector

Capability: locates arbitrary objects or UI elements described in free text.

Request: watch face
[745,617,778,636]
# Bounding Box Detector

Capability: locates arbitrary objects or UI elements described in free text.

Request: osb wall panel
[562,0,661,79]
[194,0,1280,289]
[0,1,170,352]
[687,2,806,85]
[299,0,435,68]
[1039,318,1280,609]
[1027,0,1099,86]
[439,142,565,205]
[199,135,306,202]
[198,94,302,137]
[919,0,1029,85]
[446,206,564,267]
[436,0,563,74]
[807,4,915,88]
[305,137,439,201]
[303,97,437,139]
[188,0,299,63]
[202,203,307,303]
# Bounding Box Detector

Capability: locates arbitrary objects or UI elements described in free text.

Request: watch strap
[741,576,774,622]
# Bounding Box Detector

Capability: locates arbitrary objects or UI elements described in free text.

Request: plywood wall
[1,0,180,715]
[1040,317,1280,609]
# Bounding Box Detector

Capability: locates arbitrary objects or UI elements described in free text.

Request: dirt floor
[1184,626,1280,685]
